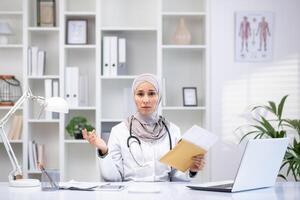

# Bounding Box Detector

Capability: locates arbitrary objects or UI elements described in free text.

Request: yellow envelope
[159,139,206,172]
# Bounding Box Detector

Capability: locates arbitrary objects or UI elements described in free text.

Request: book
[7,115,23,140]
[159,125,218,172]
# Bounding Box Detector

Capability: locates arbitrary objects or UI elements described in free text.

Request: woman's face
[134,82,159,116]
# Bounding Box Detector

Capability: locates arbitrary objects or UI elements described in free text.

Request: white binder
[52,79,59,119]
[118,38,127,75]
[31,46,39,76]
[37,50,45,76]
[103,37,111,76]
[65,67,79,107]
[27,47,32,75]
[44,79,52,119]
[70,67,79,107]
[110,36,118,76]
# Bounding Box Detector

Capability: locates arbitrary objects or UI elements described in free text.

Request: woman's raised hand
[82,128,108,154]
[189,154,205,172]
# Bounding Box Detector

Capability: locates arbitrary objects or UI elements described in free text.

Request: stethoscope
[126,115,172,167]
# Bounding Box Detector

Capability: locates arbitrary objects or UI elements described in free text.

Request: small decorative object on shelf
[0,22,13,45]
[66,116,94,139]
[0,75,22,106]
[37,0,56,27]
[182,87,198,106]
[173,17,191,45]
[66,19,88,44]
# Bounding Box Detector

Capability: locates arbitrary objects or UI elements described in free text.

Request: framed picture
[66,19,87,44]
[235,12,273,62]
[182,87,197,106]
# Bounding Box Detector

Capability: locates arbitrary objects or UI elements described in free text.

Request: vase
[172,17,191,45]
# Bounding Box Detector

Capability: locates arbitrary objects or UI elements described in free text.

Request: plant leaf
[268,101,277,115]
[277,95,288,120]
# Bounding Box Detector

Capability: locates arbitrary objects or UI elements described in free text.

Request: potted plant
[66,116,94,139]
[237,95,300,181]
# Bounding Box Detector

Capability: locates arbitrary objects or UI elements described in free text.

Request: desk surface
[1,182,299,200]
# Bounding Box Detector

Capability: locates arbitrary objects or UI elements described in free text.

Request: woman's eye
[136,93,144,97]
[148,92,157,96]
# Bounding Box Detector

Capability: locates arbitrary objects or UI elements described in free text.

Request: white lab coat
[98,122,193,182]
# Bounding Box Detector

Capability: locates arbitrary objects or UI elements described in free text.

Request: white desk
[0,182,299,200]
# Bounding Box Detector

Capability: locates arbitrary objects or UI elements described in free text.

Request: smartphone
[98,184,125,191]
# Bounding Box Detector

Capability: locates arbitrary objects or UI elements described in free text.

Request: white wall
[210,0,300,181]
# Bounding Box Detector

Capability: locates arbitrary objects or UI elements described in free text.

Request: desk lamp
[0,88,69,187]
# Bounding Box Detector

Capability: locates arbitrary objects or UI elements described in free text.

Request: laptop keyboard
[210,183,234,188]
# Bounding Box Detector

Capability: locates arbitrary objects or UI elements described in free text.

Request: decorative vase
[172,17,191,45]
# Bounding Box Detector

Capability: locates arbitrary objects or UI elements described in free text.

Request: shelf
[162,45,206,49]
[64,140,88,144]
[100,75,137,80]
[101,27,157,31]
[27,75,60,80]
[28,27,59,32]
[162,106,206,111]
[28,119,60,123]
[0,44,23,49]
[64,11,96,16]
[69,107,96,110]
[64,45,96,49]
[27,170,42,174]
[0,106,23,110]
[101,119,123,122]
[0,140,23,144]
[162,12,206,16]
[0,11,23,15]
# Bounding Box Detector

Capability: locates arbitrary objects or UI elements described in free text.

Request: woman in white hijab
[83,73,205,181]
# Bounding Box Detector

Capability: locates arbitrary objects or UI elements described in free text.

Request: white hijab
[125,73,170,143]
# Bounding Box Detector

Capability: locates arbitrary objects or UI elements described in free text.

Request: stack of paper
[160,125,218,172]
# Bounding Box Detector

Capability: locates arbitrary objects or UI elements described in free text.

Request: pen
[38,163,58,189]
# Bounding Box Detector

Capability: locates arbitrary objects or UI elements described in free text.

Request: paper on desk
[59,180,100,191]
[160,125,218,172]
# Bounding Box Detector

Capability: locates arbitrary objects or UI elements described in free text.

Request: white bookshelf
[0,0,210,183]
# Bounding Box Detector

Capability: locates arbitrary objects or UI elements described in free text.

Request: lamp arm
[0,89,41,180]
[0,126,22,180]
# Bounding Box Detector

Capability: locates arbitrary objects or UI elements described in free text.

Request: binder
[118,38,127,75]
[65,67,72,106]
[110,36,118,76]
[31,46,39,76]
[66,67,79,107]
[27,47,32,75]
[44,79,53,119]
[52,79,59,119]
[102,37,111,76]
[37,50,45,76]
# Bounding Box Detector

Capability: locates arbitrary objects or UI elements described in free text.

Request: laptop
[187,138,289,192]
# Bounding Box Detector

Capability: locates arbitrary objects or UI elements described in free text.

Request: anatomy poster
[235,12,273,62]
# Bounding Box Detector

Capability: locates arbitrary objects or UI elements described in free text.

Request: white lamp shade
[44,97,69,113]
[0,22,12,35]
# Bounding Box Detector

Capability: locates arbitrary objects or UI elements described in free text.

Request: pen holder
[41,169,60,191]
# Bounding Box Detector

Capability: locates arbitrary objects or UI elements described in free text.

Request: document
[59,180,100,191]
[160,125,218,172]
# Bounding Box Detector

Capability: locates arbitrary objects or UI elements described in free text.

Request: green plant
[66,116,94,138]
[238,95,300,181]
